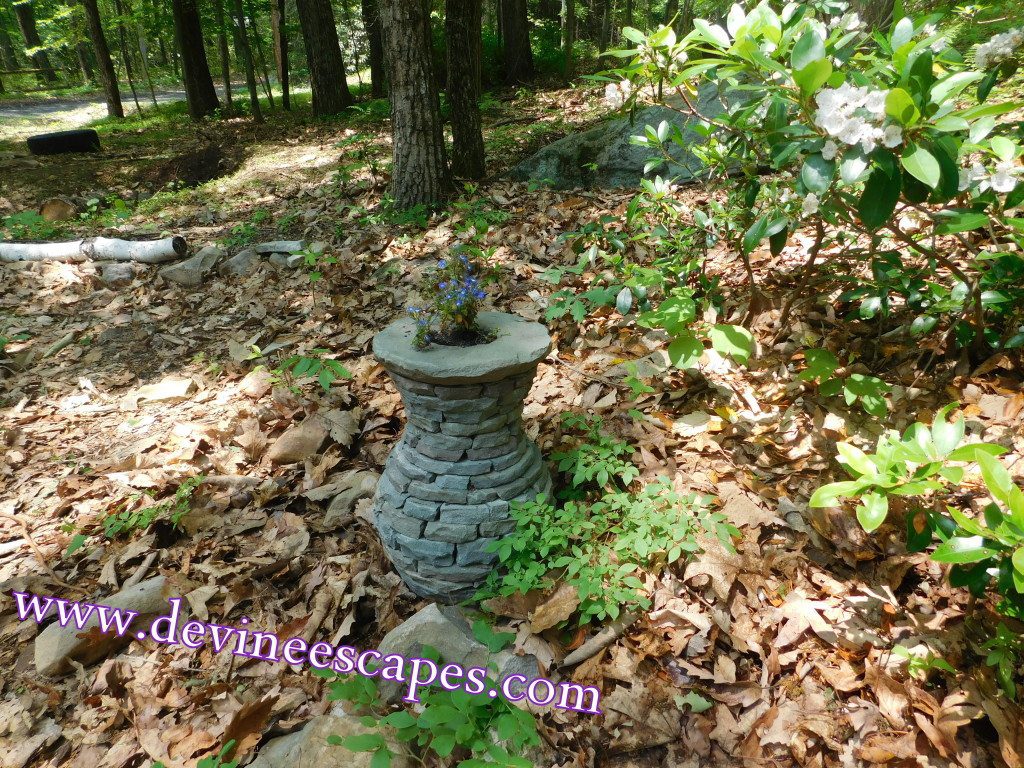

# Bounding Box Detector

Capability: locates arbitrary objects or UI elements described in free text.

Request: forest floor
[1,84,1023,768]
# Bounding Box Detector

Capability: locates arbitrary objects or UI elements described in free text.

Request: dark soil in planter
[425,326,498,348]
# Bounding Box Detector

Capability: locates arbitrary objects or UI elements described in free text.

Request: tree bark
[361,0,386,98]
[75,41,94,83]
[0,236,187,264]
[231,0,262,121]
[171,0,220,119]
[81,0,124,117]
[245,0,275,107]
[295,0,352,116]
[13,1,57,82]
[857,0,894,30]
[379,0,451,208]
[213,0,233,110]
[0,13,21,70]
[446,0,484,179]
[500,0,532,84]
[271,0,289,108]
[598,0,613,52]
[113,0,142,113]
[562,0,574,80]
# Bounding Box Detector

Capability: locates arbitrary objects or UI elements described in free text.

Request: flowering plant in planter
[408,247,499,348]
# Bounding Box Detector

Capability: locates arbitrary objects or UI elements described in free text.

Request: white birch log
[0,236,187,264]
[253,240,306,254]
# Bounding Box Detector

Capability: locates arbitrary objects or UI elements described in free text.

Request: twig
[552,354,629,390]
[560,610,642,667]
[0,513,84,594]
[123,551,158,589]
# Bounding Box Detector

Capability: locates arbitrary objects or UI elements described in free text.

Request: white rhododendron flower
[882,125,903,148]
[604,79,633,108]
[959,159,1022,193]
[822,140,838,161]
[975,27,1024,69]
[802,193,820,216]
[990,161,1022,193]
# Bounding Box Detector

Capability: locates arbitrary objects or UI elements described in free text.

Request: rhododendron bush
[599,3,1024,353]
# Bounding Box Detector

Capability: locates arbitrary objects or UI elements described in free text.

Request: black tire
[26,129,101,156]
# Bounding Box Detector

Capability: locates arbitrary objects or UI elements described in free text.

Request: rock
[253,240,306,254]
[248,713,411,768]
[375,603,539,702]
[159,245,221,287]
[510,88,726,189]
[39,197,77,222]
[97,262,135,285]
[34,576,170,676]
[266,417,328,463]
[219,248,259,276]
[268,252,305,268]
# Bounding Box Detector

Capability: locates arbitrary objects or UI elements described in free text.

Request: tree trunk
[230,0,262,121]
[0,14,21,70]
[135,19,159,106]
[361,0,386,98]
[113,0,142,113]
[562,0,574,80]
[379,0,451,208]
[295,0,352,116]
[81,0,124,117]
[213,0,233,110]
[76,41,94,83]
[500,0,532,84]
[13,1,57,82]
[599,0,613,52]
[446,0,484,179]
[245,0,275,107]
[857,0,894,30]
[271,0,289,108]
[172,0,219,119]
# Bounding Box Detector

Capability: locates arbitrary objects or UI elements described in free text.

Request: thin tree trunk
[446,0,484,179]
[171,0,220,119]
[379,0,451,208]
[361,0,386,98]
[271,0,289,108]
[599,0,613,52]
[76,41,94,83]
[135,19,158,106]
[500,0,532,83]
[13,1,57,82]
[562,0,574,80]
[0,14,20,70]
[295,0,353,116]
[81,0,124,117]
[113,0,142,113]
[245,0,275,107]
[214,0,233,110]
[230,0,262,121]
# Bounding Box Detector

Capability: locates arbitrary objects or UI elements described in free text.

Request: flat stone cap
[373,311,551,384]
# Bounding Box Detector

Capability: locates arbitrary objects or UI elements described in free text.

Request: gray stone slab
[471,445,539,489]
[472,430,514,449]
[407,481,469,504]
[456,537,500,566]
[379,508,426,538]
[439,413,508,437]
[479,518,517,536]
[373,313,551,385]
[433,385,483,399]
[416,562,493,583]
[403,498,441,521]
[424,520,479,543]
[439,502,499,526]
[442,407,501,424]
[394,532,455,561]
[434,474,470,491]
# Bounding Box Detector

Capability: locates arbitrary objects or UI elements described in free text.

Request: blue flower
[438,259,447,268]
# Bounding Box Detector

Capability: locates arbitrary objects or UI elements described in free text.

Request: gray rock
[266,417,328,463]
[249,713,411,768]
[253,239,306,254]
[324,471,379,527]
[373,313,551,385]
[97,262,135,285]
[479,517,516,537]
[380,507,426,538]
[416,561,494,583]
[394,532,454,561]
[509,88,728,189]
[440,413,508,437]
[269,252,304,268]
[457,537,499,566]
[424,520,479,543]
[439,501,501,526]
[159,245,221,287]
[376,604,539,702]
[34,576,170,676]
[219,248,259,276]
[402,498,441,521]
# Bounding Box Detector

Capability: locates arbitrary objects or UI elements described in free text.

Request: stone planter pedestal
[371,312,552,602]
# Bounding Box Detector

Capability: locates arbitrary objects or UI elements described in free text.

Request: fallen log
[0,236,187,264]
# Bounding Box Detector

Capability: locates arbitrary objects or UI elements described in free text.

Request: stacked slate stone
[375,371,552,601]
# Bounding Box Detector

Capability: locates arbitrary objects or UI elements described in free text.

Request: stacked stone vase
[371,312,552,602]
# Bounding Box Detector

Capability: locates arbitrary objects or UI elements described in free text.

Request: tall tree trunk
[562,0,574,80]
[135,19,159,106]
[213,0,233,110]
[379,0,451,208]
[13,1,57,82]
[271,0,289,108]
[0,19,21,70]
[113,0,142,113]
[624,0,631,26]
[230,0,262,120]
[171,0,219,119]
[361,0,385,98]
[446,0,484,179]
[76,41,94,83]
[295,0,352,116]
[81,0,124,117]
[500,0,532,84]
[598,0,613,52]
[245,0,275,107]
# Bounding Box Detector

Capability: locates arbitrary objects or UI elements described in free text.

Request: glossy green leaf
[900,143,941,189]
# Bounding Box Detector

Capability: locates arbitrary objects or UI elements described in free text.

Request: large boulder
[248,713,412,768]
[510,88,727,189]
